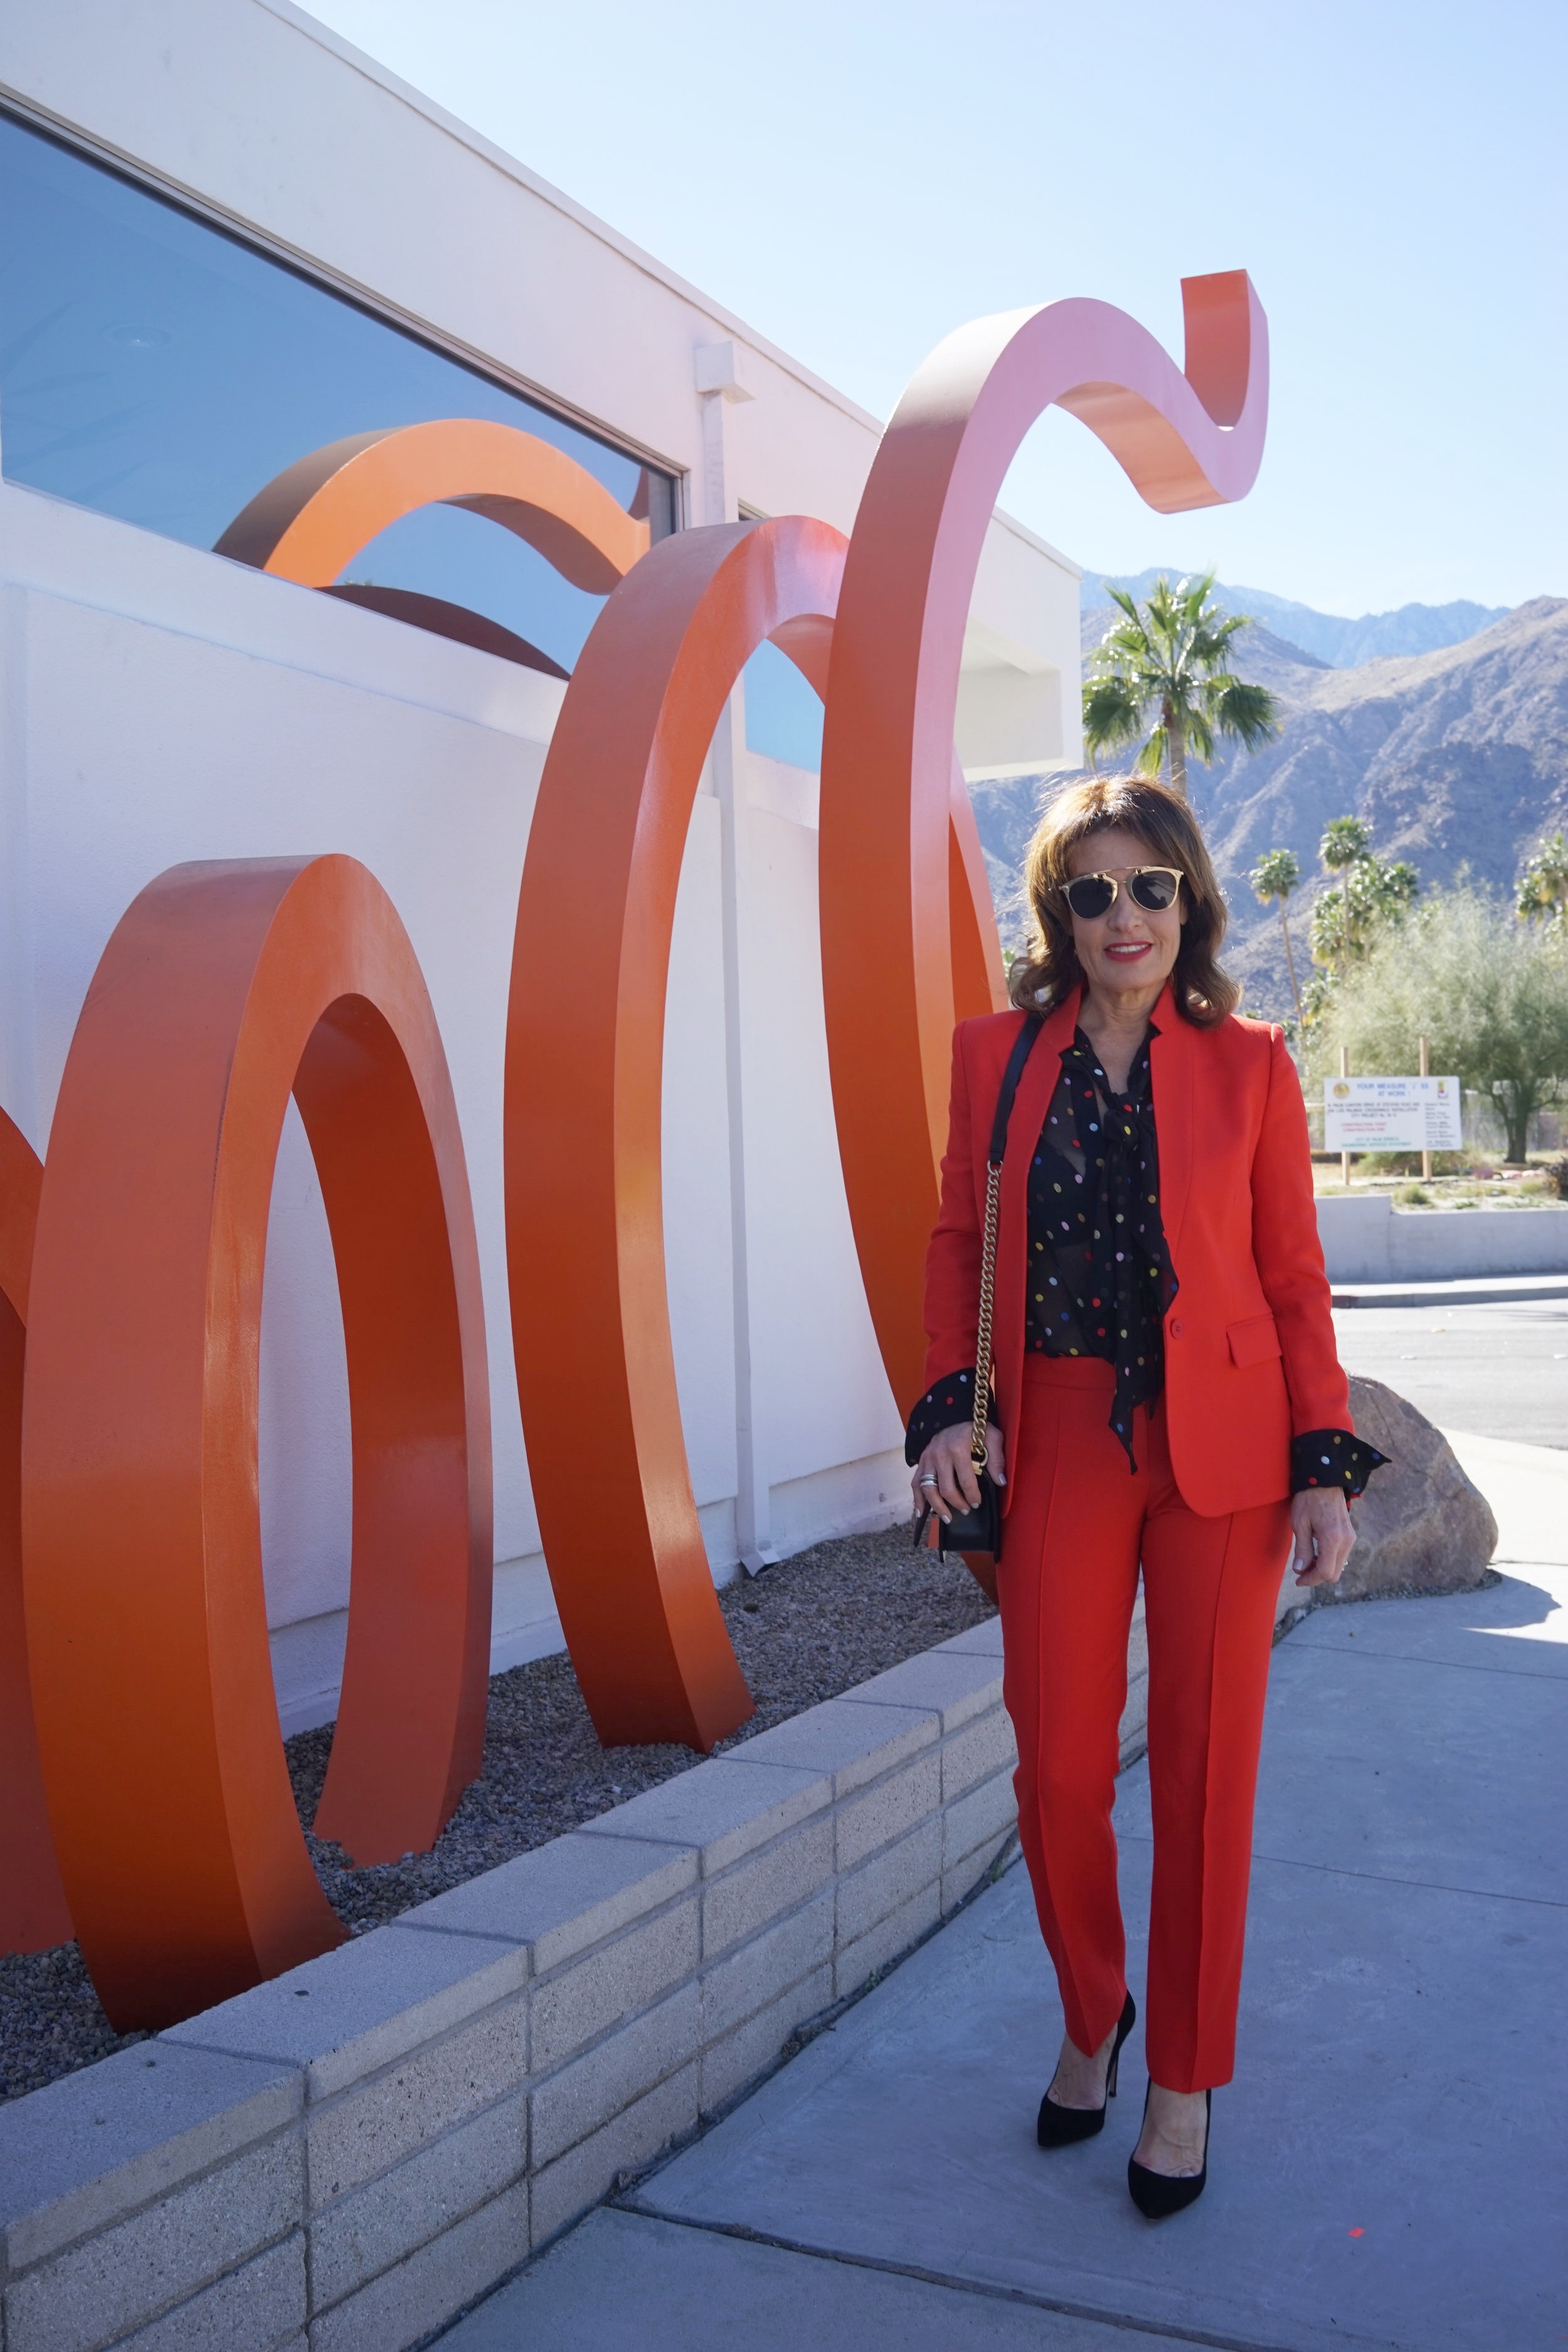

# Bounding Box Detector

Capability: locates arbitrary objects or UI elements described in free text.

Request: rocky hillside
[973,597,1568,1020]
[1078,571,1507,666]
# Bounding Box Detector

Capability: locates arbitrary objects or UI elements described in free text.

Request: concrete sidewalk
[440,1438,1568,2352]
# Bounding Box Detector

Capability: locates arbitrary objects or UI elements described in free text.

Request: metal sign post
[1419,1035,1433,1181]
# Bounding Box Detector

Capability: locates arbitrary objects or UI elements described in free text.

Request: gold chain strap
[969,1160,1002,1468]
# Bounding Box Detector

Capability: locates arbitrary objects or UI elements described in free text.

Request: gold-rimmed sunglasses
[1059,866,1184,921]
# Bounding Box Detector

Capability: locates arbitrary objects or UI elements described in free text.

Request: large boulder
[1327,1375,1498,1602]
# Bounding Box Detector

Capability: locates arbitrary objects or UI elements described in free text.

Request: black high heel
[1127,2086,1210,2218]
[1037,1992,1136,2148]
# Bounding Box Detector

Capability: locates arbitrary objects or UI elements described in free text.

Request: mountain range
[968,593,1568,1022]
[1077,569,1508,668]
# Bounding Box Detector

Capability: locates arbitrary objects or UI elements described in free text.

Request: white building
[0,0,1081,1734]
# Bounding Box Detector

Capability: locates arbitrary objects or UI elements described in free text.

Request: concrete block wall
[1317,1193,1568,1283]
[0,1621,1023,2352]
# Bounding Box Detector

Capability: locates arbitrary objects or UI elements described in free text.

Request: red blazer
[923,983,1350,1518]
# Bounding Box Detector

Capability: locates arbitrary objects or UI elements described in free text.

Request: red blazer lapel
[994,987,1080,1453]
[1148,983,1195,1271]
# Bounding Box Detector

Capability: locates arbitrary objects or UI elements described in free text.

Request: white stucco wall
[0,0,1081,1731]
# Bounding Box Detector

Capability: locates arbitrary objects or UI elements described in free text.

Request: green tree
[1249,847,1304,1023]
[1081,572,1280,798]
[1306,886,1568,1163]
[1517,832,1568,926]
[1318,815,1372,959]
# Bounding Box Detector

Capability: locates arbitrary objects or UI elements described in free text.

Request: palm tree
[1308,851,1418,973]
[1517,833,1568,926]
[1250,848,1304,1023]
[1081,572,1280,799]
[1374,859,1420,917]
[1319,816,1372,961]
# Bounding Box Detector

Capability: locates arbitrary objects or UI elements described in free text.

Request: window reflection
[0,109,676,674]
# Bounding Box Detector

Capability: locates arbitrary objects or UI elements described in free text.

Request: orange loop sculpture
[818,269,1268,1409]
[0,1107,73,1954]
[506,518,850,1750]
[504,517,1009,1747]
[215,418,650,594]
[948,756,1010,1025]
[21,857,492,2028]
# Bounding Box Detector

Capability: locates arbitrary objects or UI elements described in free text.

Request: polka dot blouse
[905,1020,1386,1500]
[1019,1024,1173,1470]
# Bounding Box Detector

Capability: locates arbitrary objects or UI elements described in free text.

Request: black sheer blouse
[1024,1025,1174,1466]
[906,1023,1386,1499]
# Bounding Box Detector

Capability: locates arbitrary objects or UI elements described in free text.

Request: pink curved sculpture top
[817,270,1268,1407]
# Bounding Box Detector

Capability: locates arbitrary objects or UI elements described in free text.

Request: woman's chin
[1088,951,1167,993]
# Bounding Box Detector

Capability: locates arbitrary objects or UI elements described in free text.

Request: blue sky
[306,0,1565,618]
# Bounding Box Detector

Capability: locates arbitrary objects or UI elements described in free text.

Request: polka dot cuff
[904,1369,989,1465]
[1290,1429,1388,1500]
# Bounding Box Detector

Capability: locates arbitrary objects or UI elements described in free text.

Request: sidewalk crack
[1115,1831,1567,1909]
[1291,1640,1565,1683]
[611,2202,1391,2352]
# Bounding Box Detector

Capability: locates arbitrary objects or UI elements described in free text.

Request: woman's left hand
[1290,1486,1357,1586]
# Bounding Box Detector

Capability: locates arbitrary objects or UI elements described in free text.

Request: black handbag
[915,1012,1043,1564]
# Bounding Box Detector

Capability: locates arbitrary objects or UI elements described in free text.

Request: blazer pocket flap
[1227,1313,1282,1369]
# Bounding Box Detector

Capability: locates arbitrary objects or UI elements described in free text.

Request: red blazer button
[1170,1318,1185,1337]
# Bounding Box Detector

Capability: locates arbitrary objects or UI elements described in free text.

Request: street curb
[1332,1275,1568,1308]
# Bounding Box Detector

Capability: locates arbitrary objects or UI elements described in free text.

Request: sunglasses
[1059,866,1184,921]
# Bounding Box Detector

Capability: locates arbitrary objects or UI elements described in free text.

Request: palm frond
[1133,727,1168,778]
[1184,705,1217,764]
[1210,678,1282,751]
[1081,674,1143,760]
[1320,815,1372,871]
[1089,617,1157,672]
[1190,610,1248,662]
[1515,832,1568,921]
[1177,571,1217,623]
[1377,860,1420,909]
[1250,848,1301,904]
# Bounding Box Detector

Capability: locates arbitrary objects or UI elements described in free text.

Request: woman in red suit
[909,775,1384,2218]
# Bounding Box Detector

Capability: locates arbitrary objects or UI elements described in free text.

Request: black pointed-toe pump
[1037,1992,1136,2148]
[1127,2086,1210,2218]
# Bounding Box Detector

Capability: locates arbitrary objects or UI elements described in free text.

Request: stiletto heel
[1037,1992,1136,2148]
[1127,2087,1210,2218]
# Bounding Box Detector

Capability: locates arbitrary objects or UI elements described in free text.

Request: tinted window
[0,110,675,674]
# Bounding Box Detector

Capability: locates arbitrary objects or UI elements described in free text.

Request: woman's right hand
[911,1418,1007,1523]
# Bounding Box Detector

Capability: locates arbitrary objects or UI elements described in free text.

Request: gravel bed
[1,1527,994,2106]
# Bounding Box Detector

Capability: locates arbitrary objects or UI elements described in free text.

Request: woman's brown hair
[1008,774,1239,1026]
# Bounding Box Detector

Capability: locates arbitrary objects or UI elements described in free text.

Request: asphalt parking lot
[1332,1299,1568,1448]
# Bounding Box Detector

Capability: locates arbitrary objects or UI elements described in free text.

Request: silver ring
[919,1474,939,1486]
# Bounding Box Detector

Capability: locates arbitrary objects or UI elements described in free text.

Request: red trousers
[996,1355,1291,2092]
